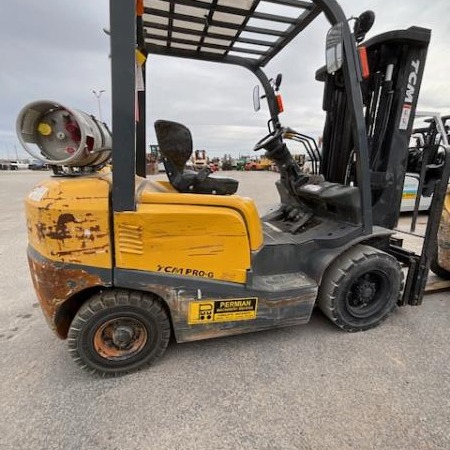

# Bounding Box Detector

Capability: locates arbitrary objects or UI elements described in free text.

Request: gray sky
[1,0,449,159]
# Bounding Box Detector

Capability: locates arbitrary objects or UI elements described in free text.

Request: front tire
[317,245,403,332]
[68,290,171,376]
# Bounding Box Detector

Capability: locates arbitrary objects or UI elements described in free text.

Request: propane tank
[16,100,111,167]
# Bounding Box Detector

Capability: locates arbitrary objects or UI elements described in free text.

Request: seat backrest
[154,120,239,195]
[154,120,192,174]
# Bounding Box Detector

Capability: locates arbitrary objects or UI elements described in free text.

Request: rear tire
[68,290,171,376]
[317,245,402,332]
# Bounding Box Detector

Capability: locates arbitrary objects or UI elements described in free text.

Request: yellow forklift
[18,0,450,375]
[433,194,450,279]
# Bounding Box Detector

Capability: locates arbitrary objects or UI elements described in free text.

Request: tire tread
[317,245,403,332]
[68,289,171,376]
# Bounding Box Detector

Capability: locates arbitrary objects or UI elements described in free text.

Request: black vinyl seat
[154,120,238,195]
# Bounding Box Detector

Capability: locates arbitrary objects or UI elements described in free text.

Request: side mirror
[354,10,375,43]
[275,73,283,91]
[253,85,261,112]
[326,23,344,74]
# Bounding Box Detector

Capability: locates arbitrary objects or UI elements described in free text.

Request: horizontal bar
[146,35,267,55]
[147,42,259,70]
[145,7,286,36]
[144,21,275,47]
[259,7,321,66]
[160,1,301,26]
[263,0,314,9]
[157,0,250,17]
[253,11,298,25]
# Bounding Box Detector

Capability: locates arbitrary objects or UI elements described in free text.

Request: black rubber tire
[317,245,403,332]
[68,290,171,376]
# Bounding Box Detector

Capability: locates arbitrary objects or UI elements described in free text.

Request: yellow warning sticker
[188,298,258,325]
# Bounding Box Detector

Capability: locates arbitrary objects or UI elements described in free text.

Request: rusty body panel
[27,246,112,337]
[24,175,114,337]
[24,173,329,346]
[115,269,318,343]
[25,175,112,268]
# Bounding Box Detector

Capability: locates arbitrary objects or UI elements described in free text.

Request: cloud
[1,0,449,159]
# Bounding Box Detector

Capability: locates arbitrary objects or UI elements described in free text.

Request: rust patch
[50,244,110,258]
[47,213,78,240]
[36,223,47,241]
[28,255,104,335]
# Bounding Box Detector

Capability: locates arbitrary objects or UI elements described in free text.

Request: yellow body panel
[25,175,263,284]
[437,189,450,270]
[25,176,112,268]
[25,173,268,335]
[115,203,251,283]
[139,180,263,251]
[114,178,264,284]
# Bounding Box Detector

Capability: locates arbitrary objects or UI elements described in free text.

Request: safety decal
[399,104,412,130]
[188,298,258,325]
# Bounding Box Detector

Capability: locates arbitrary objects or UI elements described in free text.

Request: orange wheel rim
[93,318,148,361]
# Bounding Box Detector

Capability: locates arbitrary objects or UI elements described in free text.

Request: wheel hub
[93,318,148,360]
[353,280,377,306]
[112,326,134,349]
[345,270,390,319]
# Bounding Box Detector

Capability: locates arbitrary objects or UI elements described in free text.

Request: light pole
[92,89,105,121]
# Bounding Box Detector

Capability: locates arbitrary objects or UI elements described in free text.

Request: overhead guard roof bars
[143,0,323,68]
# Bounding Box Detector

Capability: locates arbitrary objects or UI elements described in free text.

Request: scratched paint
[28,253,107,337]
[123,279,317,344]
[25,176,112,269]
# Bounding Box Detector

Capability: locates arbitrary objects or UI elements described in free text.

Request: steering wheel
[253,127,284,152]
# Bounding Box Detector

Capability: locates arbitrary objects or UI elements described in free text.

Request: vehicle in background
[209,160,220,172]
[245,156,272,171]
[192,149,207,171]
[9,161,28,170]
[28,160,49,170]
[221,154,235,170]
[432,189,450,279]
[236,155,250,170]
[402,112,448,219]
[401,173,432,212]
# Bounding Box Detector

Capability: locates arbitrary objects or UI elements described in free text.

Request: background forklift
[18,0,450,376]
[405,112,450,279]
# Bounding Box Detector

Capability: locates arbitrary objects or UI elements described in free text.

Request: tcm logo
[404,59,420,104]
[156,264,214,278]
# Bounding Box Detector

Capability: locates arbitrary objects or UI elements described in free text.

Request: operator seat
[154,120,238,195]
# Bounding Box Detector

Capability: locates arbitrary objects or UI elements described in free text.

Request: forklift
[18,0,450,375]
[406,113,450,279]
[433,115,450,279]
